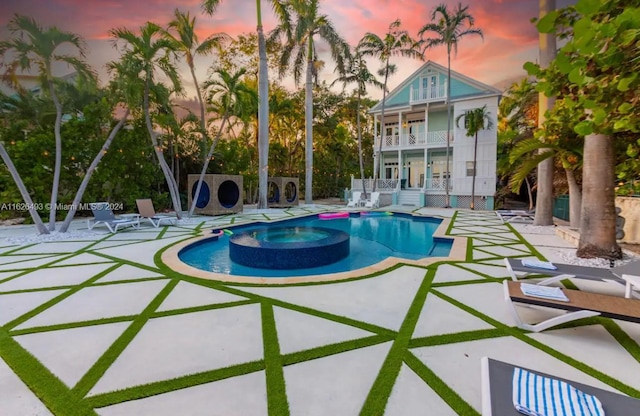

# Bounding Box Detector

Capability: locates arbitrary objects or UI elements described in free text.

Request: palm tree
[272,0,350,204]
[455,105,492,209]
[202,0,290,209]
[418,3,483,207]
[0,14,95,231]
[358,19,421,192]
[189,68,257,217]
[110,22,184,218]
[163,9,229,183]
[534,0,557,226]
[331,48,383,200]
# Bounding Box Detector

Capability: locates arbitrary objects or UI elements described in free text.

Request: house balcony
[409,82,447,104]
[375,130,449,150]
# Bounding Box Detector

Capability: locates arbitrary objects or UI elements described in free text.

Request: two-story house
[361,60,501,210]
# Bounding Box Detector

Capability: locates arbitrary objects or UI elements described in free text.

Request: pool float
[223,229,234,235]
[359,211,393,217]
[211,229,224,238]
[319,212,349,220]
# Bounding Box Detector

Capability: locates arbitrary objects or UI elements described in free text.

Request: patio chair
[347,191,362,208]
[87,202,140,233]
[481,357,640,415]
[496,209,535,223]
[503,280,640,332]
[364,192,380,209]
[136,199,175,228]
[504,257,640,298]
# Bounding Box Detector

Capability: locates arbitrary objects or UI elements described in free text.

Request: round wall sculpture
[229,226,349,269]
[267,177,299,207]
[187,174,243,215]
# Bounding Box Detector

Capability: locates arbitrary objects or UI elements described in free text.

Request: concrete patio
[1,205,639,415]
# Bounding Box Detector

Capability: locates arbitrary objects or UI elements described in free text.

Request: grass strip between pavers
[408,328,507,349]
[358,268,434,415]
[599,318,640,366]
[86,360,265,409]
[403,350,480,415]
[281,335,391,367]
[0,329,98,415]
[261,302,290,415]
[71,278,179,398]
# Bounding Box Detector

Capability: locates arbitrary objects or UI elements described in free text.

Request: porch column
[424,103,429,144]
[422,149,428,192]
[398,149,402,185]
[397,111,403,146]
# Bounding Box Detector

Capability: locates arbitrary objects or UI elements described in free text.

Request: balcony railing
[409,82,447,103]
[375,130,449,149]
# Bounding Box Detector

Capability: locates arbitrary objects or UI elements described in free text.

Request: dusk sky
[0,0,576,100]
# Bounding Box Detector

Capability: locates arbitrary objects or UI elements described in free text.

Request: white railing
[424,178,452,191]
[352,178,398,192]
[375,130,448,149]
[410,83,447,103]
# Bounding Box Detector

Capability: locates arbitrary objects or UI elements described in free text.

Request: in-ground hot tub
[229,226,350,269]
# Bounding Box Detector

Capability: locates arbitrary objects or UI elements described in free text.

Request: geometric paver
[96,370,268,416]
[273,306,375,355]
[412,293,494,338]
[156,281,248,312]
[284,342,392,416]
[93,237,190,268]
[0,289,67,326]
[15,322,130,387]
[0,357,52,416]
[53,253,115,266]
[436,282,517,327]
[15,280,169,329]
[385,363,456,415]
[89,304,264,395]
[432,264,484,283]
[14,241,95,254]
[0,263,114,291]
[96,264,165,284]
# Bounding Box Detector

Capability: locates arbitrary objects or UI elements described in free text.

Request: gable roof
[369,60,502,113]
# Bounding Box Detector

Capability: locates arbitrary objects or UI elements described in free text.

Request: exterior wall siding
[427,111,448,131]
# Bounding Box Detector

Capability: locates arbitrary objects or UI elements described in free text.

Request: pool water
[179,213,452,277]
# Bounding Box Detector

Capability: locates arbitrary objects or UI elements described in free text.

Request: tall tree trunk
[534,0,556,226]
[144,77,182,218]
[470,132,478,209]
[59,109,130,232]
[257,12,270,209]
[188,113,229,217]
[372,56,390,193]
[189,60,208,159]
[48,77,62,231]
[356,89,367,200]
[0,143,49,234]
[445,50,452,207]
[525,177,534,211]
[565,167,581,229]
[304,37,314,204]
[577,133,621,259]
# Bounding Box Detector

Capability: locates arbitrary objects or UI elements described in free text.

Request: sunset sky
[0,0,576,100]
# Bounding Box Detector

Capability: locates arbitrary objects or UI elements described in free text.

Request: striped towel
[513,367,605,416]
[520,283,570,302]
[522,259,558,270]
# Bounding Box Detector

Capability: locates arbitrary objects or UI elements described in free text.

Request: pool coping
[161,213,467,285]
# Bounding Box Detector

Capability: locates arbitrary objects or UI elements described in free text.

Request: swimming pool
[177,213,452,278]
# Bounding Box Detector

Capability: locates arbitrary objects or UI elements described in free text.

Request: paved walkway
[0,206,639,415]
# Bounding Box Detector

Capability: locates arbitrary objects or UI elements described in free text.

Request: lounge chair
[136,199,175,228]
[364,192,380,209]
[347,191,362,208]
[87,202,140,233]
[503,280,640,332]
[496,209,535,223]
[505,257,640,298]
[481,357,640,415]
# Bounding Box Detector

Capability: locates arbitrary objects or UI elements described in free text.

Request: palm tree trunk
[470,132,478,209]
[565,167,581,228]
[534,0,556,226]
[445,51,452,207]
[0,143,49,234]
[144,77,182,218]
[356,89,367,200]
[48,77,62,231]
[577,133,621,259]
[257,10,270,209]
[188,113,229,217]
[304,37,314,204]
[59,109,130,232]
[189,62,208,153]
[372,57,390,193]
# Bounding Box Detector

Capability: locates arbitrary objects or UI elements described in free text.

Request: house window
[466,161,475,176]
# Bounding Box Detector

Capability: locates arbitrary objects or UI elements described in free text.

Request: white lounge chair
[496,209,535,223]
[481,357,640,415]
[136,199,175,228]
[87,202,139,233]
[364,192,380,209]
[347,191,362,208]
